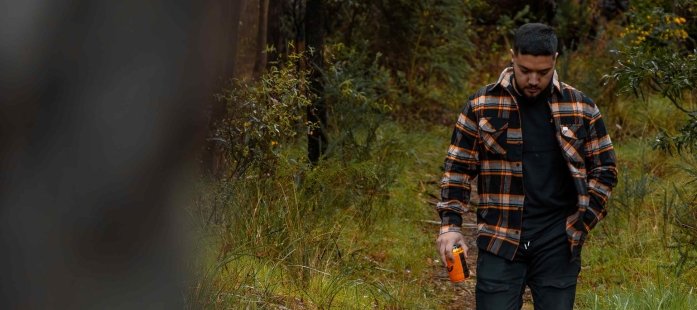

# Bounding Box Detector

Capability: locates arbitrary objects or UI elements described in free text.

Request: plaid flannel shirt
[438,67,618,260]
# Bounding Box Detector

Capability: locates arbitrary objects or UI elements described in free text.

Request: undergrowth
[190,122,453,308]
[575,97,697,309]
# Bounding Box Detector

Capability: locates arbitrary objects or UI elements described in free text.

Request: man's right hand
[436,229,468,266]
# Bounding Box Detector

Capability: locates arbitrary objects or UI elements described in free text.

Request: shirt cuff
[439,224,462,235]
[440,210,463,226]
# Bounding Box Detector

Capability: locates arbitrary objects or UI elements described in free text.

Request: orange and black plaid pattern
[438,67,618,260]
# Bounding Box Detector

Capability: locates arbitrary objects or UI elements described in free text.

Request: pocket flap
[560,123,586,139]
[479,117,509,133]
[477,281,510,293]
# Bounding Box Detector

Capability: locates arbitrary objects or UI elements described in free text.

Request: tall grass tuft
[583,282,697,310]
[189,123,406,308]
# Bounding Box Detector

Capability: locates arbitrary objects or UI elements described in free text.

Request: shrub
[322,42,395,162]
[211,52,312,180]
[389,0,477,117]
[326,0,477,121]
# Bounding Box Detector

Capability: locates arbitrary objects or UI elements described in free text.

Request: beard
[522,87,543,100]
[512,72,550,101]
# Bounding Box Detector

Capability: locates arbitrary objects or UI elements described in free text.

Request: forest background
[191,0,697,308]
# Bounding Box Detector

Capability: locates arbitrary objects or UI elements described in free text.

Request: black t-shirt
[517,86,578,240]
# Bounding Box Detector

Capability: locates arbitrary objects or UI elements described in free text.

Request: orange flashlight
[447,244,470,282]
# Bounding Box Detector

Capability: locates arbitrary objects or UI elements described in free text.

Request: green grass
[575,96,697,309]
[605,96,689,143]
[581,283,697,310]
[190,121,455,308]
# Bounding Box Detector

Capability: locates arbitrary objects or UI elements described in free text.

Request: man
[435,23,617,309]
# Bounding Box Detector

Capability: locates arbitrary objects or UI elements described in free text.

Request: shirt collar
[488,67,562,96]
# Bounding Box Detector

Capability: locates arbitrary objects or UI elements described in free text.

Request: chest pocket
[559,123,586,164]
[479,117,509,155]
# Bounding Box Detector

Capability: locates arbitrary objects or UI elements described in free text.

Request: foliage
[325,0,477,120]
[608,46,697,152]
[608,49,695,114]
[190,173,356,307]
[656,118,697,154]
[610,162,653,223]
[606,0,696,116]
[663,158,697,273]
[389,0,477,116]
[620,8,690,47]
[190,123,435,308]
[552,0,598,50]
[607,5,695,117]
[211,52,312,179]
[606,0,697,275]
[322,42,395,162]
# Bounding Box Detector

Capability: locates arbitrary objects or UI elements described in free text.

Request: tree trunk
[0,1,235,307]
[202,0,246,178]
[266,0,284,66]
[305,0,327,165]
[253,0,270,77]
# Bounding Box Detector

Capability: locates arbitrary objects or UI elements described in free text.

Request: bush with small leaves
[212,52,313,179]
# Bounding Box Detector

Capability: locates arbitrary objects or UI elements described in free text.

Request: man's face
[511,50,557,99]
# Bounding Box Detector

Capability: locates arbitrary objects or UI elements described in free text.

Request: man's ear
[510,49,516,62]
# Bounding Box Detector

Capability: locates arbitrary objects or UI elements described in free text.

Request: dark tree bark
[266,0,284,65]
[253,0,270,77]
[201,0,246,178]
[305,0,327,165]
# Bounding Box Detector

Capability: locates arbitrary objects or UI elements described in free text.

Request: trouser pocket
[528,276,578,310]
[476,250,525,310]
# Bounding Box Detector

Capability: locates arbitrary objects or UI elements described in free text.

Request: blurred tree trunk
[202,0,247,178]
[306,0,327,164]
[230,0,249,78]
[0,1,236,307]
[253,0,270,77]
[267,0,284,65]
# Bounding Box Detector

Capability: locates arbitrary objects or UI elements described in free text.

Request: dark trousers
[475,225,581,310]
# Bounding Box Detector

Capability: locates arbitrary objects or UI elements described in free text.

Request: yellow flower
[675,17,687,25]
[678,29,689,39]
